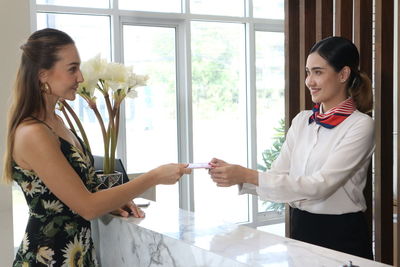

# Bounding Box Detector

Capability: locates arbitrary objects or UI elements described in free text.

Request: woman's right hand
[151,163,192,185]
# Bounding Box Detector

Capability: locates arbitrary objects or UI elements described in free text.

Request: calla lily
[60,54,149,174]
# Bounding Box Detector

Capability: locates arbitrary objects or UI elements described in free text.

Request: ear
[38,69,49,84]
[339,66,351,83]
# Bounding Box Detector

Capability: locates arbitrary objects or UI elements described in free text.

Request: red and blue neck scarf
[309,98,356,129]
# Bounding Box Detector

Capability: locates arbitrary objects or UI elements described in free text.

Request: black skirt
[290,208,373,260]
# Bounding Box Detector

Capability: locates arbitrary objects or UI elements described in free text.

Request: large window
[255,31,285,232]
[123,25,179,207]
[191,21,248,222]
[13,0,286,251]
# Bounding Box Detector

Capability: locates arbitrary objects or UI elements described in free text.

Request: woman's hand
[110,200,145,218]
[209,158,258,187]
[151,163,192,185]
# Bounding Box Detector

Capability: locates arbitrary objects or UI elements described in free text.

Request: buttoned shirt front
[240,109,375,214]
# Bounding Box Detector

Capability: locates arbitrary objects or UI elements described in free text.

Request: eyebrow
[306,66,325,71]
[67,62,80,66]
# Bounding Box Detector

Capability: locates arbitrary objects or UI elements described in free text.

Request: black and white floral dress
[12,133,100,267]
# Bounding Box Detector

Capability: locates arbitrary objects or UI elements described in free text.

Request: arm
[209,112,298,193]
[14,123,190,220]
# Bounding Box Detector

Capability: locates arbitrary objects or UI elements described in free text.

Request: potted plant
[59,55,149,188]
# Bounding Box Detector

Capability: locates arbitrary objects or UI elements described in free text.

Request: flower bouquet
[59,55,149,177]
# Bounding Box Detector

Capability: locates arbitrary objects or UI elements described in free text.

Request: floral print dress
[12,131,100,267]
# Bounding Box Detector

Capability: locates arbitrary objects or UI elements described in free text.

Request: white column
[0,0,30,265]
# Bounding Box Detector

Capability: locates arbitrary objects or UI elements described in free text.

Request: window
[191,21,248,222]
[190,0,244,16]
[123,25,179,207]
[253,0,284,19]
[119,0,181,13]
[255,31,285,225]
[18,1,285,247]
[37,0,109,9]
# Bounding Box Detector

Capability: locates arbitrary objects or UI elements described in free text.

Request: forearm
[84,171,158,220]
[242,167,259,186]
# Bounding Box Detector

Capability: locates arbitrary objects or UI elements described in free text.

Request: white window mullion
[29,0,37,31]
[35,4,113,15]
[183,0,190,14]
[177,19,194,212]
[111,1,128,165]
[245,21,258,224]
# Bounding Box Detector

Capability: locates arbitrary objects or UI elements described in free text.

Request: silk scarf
[309,98,356,129]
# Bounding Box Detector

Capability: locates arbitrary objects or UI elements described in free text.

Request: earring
[41,83,50,94]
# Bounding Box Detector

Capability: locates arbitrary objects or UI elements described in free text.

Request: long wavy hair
[2,28,74,183]
[309,36,373,114]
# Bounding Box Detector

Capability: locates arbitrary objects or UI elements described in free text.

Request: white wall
[0,0,30,265]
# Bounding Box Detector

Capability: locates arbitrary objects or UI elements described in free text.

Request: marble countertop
[95,199,391,267]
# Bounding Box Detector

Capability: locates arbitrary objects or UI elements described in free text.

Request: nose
[305,73,315,88]
[77,69,84,83]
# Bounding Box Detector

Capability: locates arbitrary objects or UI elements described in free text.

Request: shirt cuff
[238,182,258,195]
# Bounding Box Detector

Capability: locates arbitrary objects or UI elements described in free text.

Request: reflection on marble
[92,200,391,267]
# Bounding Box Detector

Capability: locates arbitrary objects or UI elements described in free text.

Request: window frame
[29,0,285,227]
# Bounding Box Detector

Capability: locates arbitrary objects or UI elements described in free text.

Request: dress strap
[29,116,57,136]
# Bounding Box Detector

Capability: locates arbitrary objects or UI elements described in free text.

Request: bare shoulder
[15,120,57,146]
[14,120,60,167]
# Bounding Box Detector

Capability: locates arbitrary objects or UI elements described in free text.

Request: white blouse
[240,110,375,214]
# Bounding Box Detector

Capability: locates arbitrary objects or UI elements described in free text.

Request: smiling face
[305,52,349,112]
[39,44,84,101]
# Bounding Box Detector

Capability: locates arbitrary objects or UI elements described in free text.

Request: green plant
[258,118,286,213]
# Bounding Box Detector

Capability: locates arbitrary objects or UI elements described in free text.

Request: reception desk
[91,199,391,267]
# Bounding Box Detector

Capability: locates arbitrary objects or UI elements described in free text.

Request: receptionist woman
[208,36,374,259]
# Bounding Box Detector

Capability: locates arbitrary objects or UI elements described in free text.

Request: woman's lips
[310,88,321,95]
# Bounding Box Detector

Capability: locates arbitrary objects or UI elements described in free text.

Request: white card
[187,163,211,169]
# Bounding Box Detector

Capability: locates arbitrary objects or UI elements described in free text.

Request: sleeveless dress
[12,121,100,267]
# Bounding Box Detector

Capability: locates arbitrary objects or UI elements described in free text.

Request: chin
[64,95,76,101]
[311,96,320,104]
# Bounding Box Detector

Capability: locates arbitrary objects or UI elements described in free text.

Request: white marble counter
[92,199,391,267]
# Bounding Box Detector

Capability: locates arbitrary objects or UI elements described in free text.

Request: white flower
[62,236,85,267]
[84,54,107,78]
[42,200,63,213]
[103,62,129,91]
[125,73,148,99]
[65,54,149,175]
[36,246,55,265]
[21,180,42,197]
[135,74,149,87]
[77,78,97,99]
[78,54,107,98]
[126,89,138,99]
[22,233,30,254]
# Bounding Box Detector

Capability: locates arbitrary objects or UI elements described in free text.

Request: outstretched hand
[208,158,245,187]
[152,163,192,185]
[208,158,259,187]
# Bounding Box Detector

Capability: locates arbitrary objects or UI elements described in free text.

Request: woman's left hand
[110,200,145,218]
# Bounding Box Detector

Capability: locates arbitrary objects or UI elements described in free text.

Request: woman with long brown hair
[3,28,191,266]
